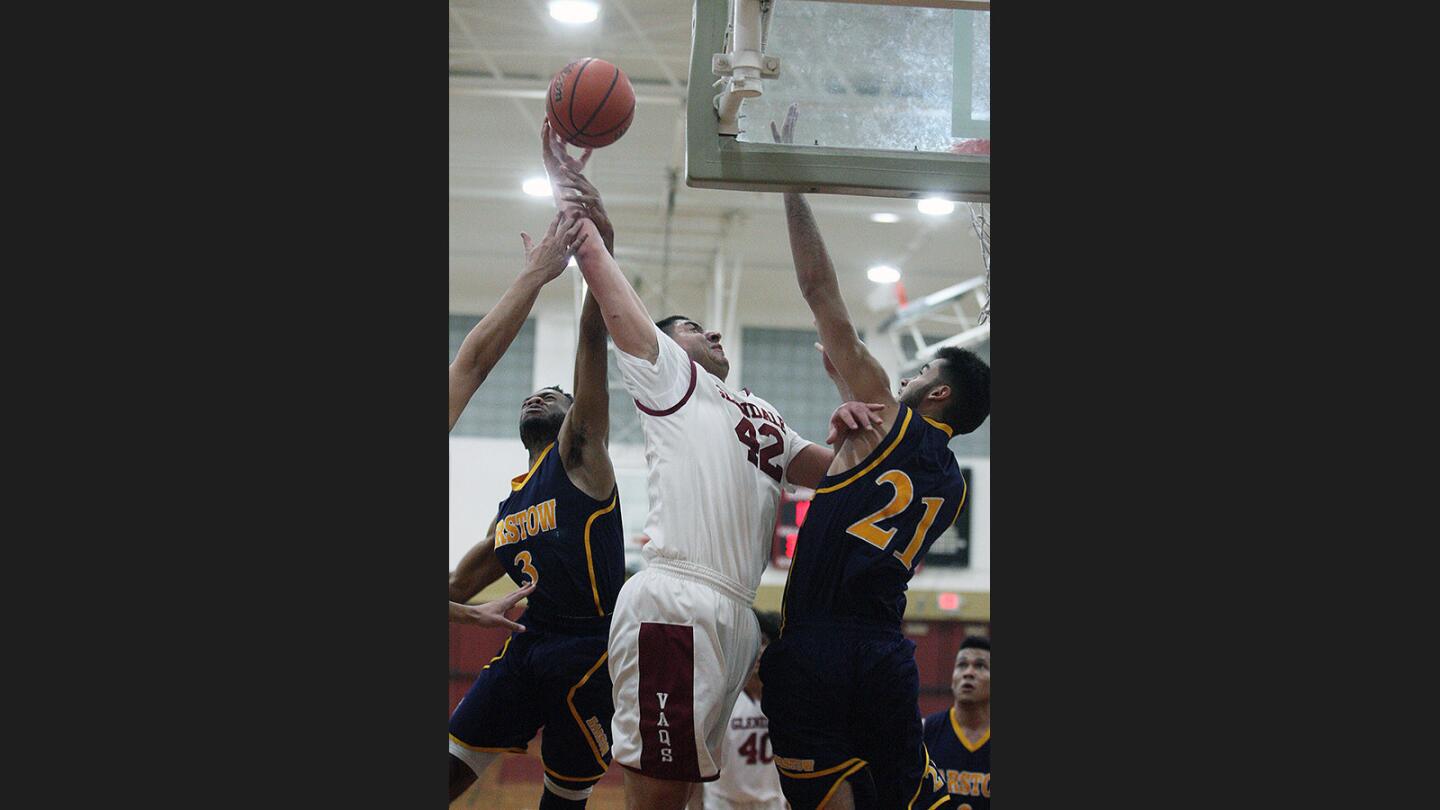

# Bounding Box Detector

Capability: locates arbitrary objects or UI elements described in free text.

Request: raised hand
[521,209,587,283]
[541,120,593,179]
[827,400,886,445]
[770,102,799,145]
[552,167,614,253]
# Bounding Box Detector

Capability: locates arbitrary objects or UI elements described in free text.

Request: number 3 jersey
[492,441,625,622]
[615,324,813,596]
[781,404,966,630]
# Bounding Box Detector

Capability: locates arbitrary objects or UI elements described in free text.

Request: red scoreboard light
[937,592,962,611]
[771,489,813,568]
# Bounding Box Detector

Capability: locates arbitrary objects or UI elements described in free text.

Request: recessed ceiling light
[522,177,552,197]
[549,1,599,24]
[917,197,956,216]
[870,212,900,223]
[867,265,901,284]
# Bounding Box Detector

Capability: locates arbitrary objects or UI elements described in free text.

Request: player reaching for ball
[447,134,627,810]
[759,103,991,810]
[556,123,882,810]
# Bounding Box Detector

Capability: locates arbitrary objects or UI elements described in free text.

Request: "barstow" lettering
[495,499,558,547]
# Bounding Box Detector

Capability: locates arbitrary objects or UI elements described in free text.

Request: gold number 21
[845,470,947,570]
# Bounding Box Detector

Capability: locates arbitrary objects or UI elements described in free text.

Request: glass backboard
[686,0,990,200]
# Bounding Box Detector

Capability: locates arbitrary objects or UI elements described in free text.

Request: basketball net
[967,202,990,324]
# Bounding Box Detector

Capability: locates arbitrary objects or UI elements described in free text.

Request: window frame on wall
[448,314,537,438]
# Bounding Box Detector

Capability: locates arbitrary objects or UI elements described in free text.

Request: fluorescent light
[869,212,900,223]
[522,177,552,197]
[867,265,901,284]
[549,1,599,24]
[917,197,956,216]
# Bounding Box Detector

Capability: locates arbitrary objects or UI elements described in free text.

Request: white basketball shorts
[607,559,762,782]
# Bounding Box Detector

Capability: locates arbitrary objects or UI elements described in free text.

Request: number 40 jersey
[615,324,814,596]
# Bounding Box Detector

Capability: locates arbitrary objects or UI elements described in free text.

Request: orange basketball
[546,58,636,148]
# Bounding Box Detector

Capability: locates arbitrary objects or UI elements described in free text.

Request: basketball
[546,58,636,148]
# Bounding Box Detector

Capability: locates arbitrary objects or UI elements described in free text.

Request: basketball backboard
[686,0,990,200]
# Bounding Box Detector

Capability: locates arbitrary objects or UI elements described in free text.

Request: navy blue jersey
[922,708,990,809]
[493,442,624,622]
[781,405,966,630]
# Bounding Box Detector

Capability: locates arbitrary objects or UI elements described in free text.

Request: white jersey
[703,691,785,810]
[616,324,814,596]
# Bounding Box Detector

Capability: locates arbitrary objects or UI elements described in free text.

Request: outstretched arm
[543,127,659,362]
[538,128,619,499]
[449,210,582,431]
[558,289,617,499]
[773,104,898,418]
[570,218,658,362]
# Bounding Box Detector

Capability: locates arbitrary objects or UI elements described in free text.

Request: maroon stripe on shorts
[637,622,702,780]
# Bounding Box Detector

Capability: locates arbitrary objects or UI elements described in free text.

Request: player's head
[951,635,991,706]
[657,314,729,380]
[897,346,990,435]
[747,610,783,695]
[518,385,573,450]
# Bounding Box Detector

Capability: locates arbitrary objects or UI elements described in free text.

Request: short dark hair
[541,385,574,404]
[934,347,990,435]
[655,315,694,336]
[958,635,990,653]
[754,610,782,644]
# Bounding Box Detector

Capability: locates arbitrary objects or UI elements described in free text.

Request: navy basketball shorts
[759,623,950,810]
[448,623,615,791]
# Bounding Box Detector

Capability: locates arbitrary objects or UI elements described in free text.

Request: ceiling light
[522,177,552,197]
[867,265,901,284]
[549,1,599,24]
[917,197,956,216]
[869,212,900,223]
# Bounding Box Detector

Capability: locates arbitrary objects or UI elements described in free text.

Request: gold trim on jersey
[777,756,866,779]
[483,636,513,670]
[815,409,913,494]
[584,493,618,616]
[566,651,612,773]
[511,443,555,491]
[949,707,990,752]
[447,734,525,754]
[909,742,947,809]
[814,759,870,809]
[922,416,954,438]
[950,477,968,530]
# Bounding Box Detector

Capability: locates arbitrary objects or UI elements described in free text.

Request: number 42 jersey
[615,324,814,596]
[781,404,967,630]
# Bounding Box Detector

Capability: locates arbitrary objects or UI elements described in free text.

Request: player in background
[690,610,787,810]
[448,205,588,630]
[759,103,990,810]
[922,637,990,810]
[447,131,623,809]
[559,123,879,808]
